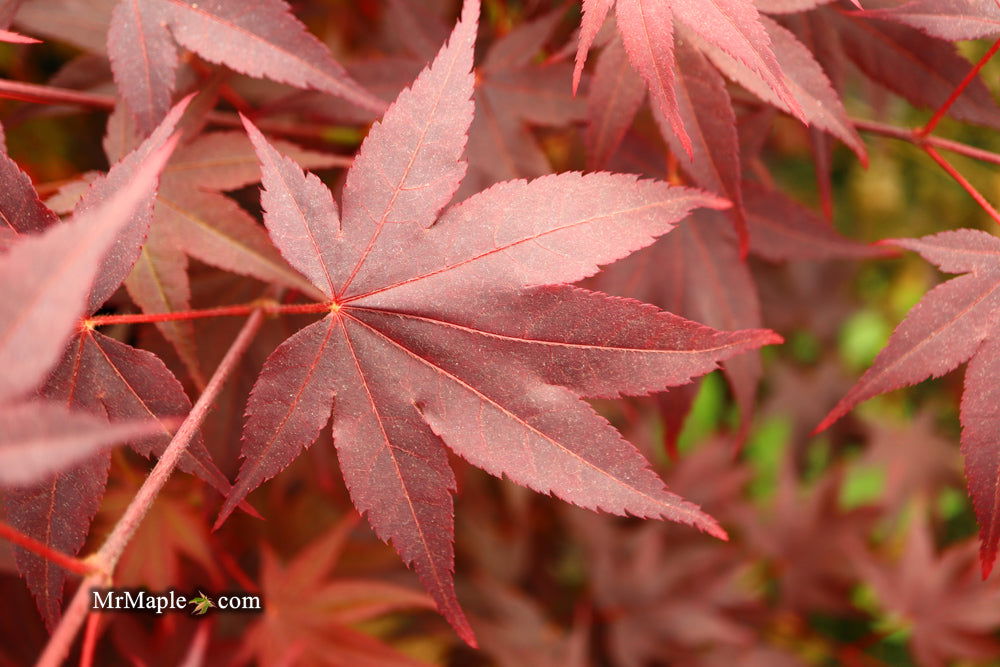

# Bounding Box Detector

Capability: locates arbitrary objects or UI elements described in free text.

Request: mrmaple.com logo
[91,589,262,615]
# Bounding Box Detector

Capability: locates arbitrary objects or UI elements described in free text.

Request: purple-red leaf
[0,132,175,404]
[614,0,687,153]
[819,229,1000,576]
[654,39,747,252]
[695,14,866,159]
[586,32,646,170]
[860,0,1000,41]
[0,401,167,487]
[828,11,1000,130]
[75,96,190,314]
[107,0,385,134]
[0,149,58,238]
[222,0,780,646]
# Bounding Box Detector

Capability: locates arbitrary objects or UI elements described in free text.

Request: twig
[853,119,1000,167]
[923,146,1000,225]
[919,36,1000,137]
[0,78,361,148]
[0,521,95,577]
[36,309,265,667]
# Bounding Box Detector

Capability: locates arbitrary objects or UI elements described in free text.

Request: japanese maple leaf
[459,9,587,198]
[569,513,756,665]
[106,0,385,134]
[240,515,435,667]
[583,7,860,249]
[819,229,1000,578]
[216,0,780,644]
[49,105,347,384]
[1,100,236,628]
[574,0,801,155]
[0,403,168,487]
[859,0,1000,41]
[852,516,1000,666]
[735,466,875,614]
[99,476,223,592]
[280,5,586,198]
[793,7,1000,131]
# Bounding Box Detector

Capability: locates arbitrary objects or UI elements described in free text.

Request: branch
[0,521,95,577]
[853,119,1000,167]
[919,36,1000,137]
[36,308,265,667]
[924,146,1000,225]
[0,78,360,149]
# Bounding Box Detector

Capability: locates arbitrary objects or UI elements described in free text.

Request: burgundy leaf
[586,32,646,170]
[6,324,233,627]
[11,0,114,55]
[0,150,58,237]
[654,39,747,250]
[693,14,865,159]
[819,229,1000,575]
[0,401,166,487]
[744,183,887,261]
[573,0,614,93]
[2,452,109,628]
[670,0,801,120]
[614,0,686,153]
[107,0,177,135]
[828,11,1000,130]
[107,0,385,134]
[75,97,190,314]
[860,0,1000,41]
[462,10,586,196]
[0,130,176,404]
[219,0,781,645]
[853,516,1000,664]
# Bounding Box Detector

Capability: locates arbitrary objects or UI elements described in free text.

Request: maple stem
[36,309,265,667]
[0,78,360,150]
[0,520,95,577]
[79,613,100,667]
[922,146,1000,225]
[852,119,1000,167]
[919,37,1000,137]
[86,300,332,327]
[0,78,115,110]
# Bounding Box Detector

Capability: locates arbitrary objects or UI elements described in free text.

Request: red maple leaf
[215,0,780,644]
[819,229,1000,578]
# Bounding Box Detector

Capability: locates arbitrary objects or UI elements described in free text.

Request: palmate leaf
[216,0,780,644]
[859,0,1000,41]
[592,131,882,449]
[240,516,435,666]
[107,0,385,134]
[0,401,167,487]
[0,100,236,628]
[98,104,344,381]
[460,9,586,197]
[574,0,801,155]
[819,230,1000,578]
[0,125,180,627]
[0,123,176,405]
[806,7,1000,131]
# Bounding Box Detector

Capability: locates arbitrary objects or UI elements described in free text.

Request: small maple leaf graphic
[189,591,215,616]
